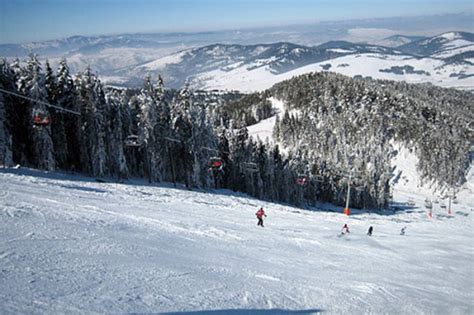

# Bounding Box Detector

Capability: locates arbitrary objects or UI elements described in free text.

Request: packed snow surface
[0,167,473,314]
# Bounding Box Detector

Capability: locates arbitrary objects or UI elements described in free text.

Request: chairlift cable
[0,87,81,116]
[164,136,181,143]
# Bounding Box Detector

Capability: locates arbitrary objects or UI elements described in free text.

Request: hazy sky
[0,0,473,44]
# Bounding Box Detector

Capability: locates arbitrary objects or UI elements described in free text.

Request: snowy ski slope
[1,98,473,313]
[247,97,285,144]
[0,163,473,314]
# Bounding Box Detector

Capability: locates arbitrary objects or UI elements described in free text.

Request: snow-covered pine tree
[106,90,128,180]
[75,66,107,177]
[123,94,144,177]
[1,59,29,166]
[270,144,284,201]
[190,94,217,188]
[0,80,13,167]
[22,54,55,171]
[56,58,81,171]
[227,124,251,193]
[9,58,22,80]
[154,76,173,182]
[0,60,14,167]
[45,60,68,169]
[254,139,269,199]
[138,75,161,182]
[171,84,194,187]
[92,77,108,178]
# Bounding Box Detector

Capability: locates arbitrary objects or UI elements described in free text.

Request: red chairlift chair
[33,110,50,126]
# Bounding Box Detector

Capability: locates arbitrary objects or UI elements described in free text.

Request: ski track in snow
[0,168,473,314]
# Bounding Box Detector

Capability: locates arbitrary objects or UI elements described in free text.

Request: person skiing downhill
[341,224,350,235]
[400,226,407,235]
[367,226,373,236]
[256,207,267,227]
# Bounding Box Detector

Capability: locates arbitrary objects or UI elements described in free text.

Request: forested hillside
[270,73,472,206]
[0,56,472,210]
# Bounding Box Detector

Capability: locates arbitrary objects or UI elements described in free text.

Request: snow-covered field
[190,53,474,92]
[0,161,473,314]
[247,97,285,143]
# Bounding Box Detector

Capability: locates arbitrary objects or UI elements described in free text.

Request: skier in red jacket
[256,207,267,227]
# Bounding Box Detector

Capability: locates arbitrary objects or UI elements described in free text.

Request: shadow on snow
[0,167,414,217]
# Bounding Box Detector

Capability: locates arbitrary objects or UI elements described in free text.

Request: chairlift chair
[355,186,365,192]
[296,174,308,186]
[424,199,433,209]
[209,157,224,171]
[32,109,50,127]
[124,135,142,147]
[452,197,458,204]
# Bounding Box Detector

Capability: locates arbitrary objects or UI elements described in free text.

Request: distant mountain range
[0,33,213,57]
[119,31,474,91]
[1,31,473,91]
[122,41,405,86]
[398,31,474,56]
[374,35,428,48]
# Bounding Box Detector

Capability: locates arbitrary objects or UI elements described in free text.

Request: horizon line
[1,11,472,45]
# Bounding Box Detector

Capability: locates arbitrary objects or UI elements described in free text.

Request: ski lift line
[0,88,81,116]
[164,137,181,143]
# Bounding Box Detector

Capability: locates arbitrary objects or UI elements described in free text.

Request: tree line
[1,55,471,210]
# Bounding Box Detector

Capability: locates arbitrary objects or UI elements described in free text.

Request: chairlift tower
[124,135,142,147]
[341,169,361,216]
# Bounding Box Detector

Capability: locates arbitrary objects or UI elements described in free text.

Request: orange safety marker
[344,208,350,216]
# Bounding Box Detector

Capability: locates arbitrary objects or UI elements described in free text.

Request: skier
[367,226,373,236]
[256,207,267,227]
[340,223,350,235]
[400,226,406,235]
